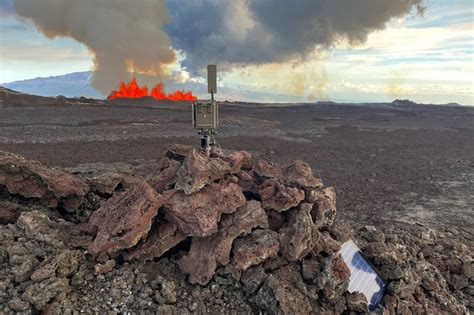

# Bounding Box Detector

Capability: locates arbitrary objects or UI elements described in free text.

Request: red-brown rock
[311,187,336,226]
[279,203,317,261]
[178,200,268,285]
[225,150,252,173]
[87,177,165,254]
[124,221,186,261]
[175,149,233,194]
[229,229,279,277]
[0,152,89,212]
[87,172,126,195]
[146,158,181,193]
[312,231,342,255]
[284,160,323,189]
[164,177,246,237]
[258,179,305,212]
[253,159,283,179]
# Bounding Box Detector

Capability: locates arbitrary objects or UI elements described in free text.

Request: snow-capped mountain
[1,72,104,98]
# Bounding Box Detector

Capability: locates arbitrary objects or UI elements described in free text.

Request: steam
[165,0,425,75]
[11,0,176,93]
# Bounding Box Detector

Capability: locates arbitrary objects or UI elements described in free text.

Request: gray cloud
[11,0,176,93]
[165,0,425,75]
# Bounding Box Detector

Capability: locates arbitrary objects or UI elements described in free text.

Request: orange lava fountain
[108,77,197,101]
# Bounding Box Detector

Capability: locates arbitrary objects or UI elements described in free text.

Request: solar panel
[339,240,387,311]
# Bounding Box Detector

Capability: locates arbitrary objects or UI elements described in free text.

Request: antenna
[207,65,217,100]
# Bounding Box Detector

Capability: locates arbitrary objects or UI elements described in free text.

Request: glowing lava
[108,77,197,101]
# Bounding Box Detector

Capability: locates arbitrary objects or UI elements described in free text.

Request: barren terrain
[1,89,472,232]
[0,87,473,313]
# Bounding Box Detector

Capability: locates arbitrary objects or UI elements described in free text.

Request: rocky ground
[0,87,473,313]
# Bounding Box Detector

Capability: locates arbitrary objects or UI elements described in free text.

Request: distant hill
[2,72,104,99]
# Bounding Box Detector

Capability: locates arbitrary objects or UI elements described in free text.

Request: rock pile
[0,148,471,314]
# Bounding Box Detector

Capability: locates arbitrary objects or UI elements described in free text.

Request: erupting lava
[108,77,197,101]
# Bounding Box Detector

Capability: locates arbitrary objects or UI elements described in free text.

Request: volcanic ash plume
[11,0,176,94]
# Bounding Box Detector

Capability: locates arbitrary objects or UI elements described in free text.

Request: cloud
[165,0,425,75]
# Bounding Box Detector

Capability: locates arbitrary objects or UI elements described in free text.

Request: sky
[0,0,473,105]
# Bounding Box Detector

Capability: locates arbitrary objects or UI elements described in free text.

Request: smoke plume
[11,0,425,91]
[165,0,425,75]
[11,0,175,93]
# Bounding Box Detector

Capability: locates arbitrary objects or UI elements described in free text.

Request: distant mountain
[2,72,104,99]
[1,71,309,103]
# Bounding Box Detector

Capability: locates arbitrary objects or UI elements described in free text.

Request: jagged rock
[315,255,350,299]
[124,221,186,261]
[323,222,354,243]
[235,170,259,194]
[0,152,89,211]
[256,265,313,315]
[253,159,283,179]
[279,203,317,261]
[241,266,268,294]
[94,260,115,275]
[22,278,69,310]
[229,229,279,278]
[87,177,166,254]
[284,160,323,189]
[165,144,193,162]
[146,158,182,193]
[164,177,246,237]
[259,179,305,212]
[17,211,64,244]
[312,231,341,256]
[345,291,368,312]
[225,150,252,173]
[0,201,28,224]
[7,297,31,312]
[31,250,81,281]
[8,245,39,282]
[178,200,268,285]
[175,149,232,194]
[310,187,336,226]
[87,172,125,195]
[267,210,286,231]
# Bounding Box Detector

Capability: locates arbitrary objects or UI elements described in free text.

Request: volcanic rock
[0,152,89,211]
[175,149,232,195]
[0,201,28,224]
[31,250,81,281]
[279,203,317,261]
[256,265,313,315]
[312,231,342,256]
[146,158,181,193]
[87,172,126,196]
[87,177,165,254]
[253,159,283,179]
[259,179,305,212]
[229,229,280,277]
[310,187,336,226]
[284,160,323,189]
[165,144,193,162]
[178,200,268,285]
[124,221,186,261]
[225,150,252,173]
[345,291,368,312]
[22,277,69,310]
[164,176,246,237]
